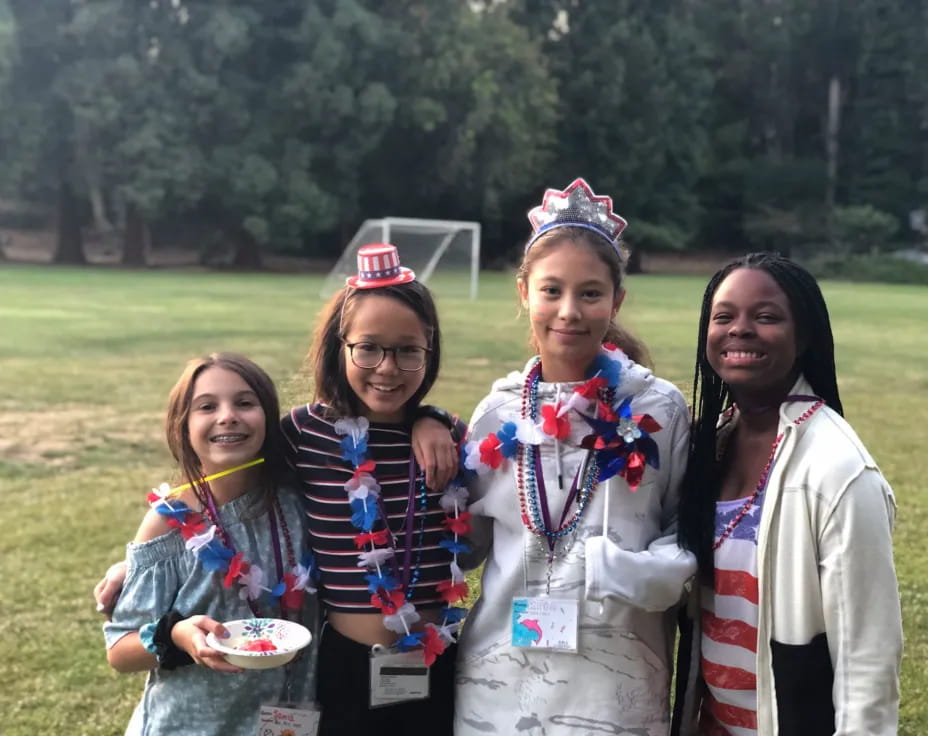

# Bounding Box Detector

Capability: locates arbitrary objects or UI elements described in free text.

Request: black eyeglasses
[345,342,431,371]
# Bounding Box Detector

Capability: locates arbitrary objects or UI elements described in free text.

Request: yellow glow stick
[166,457,265,497]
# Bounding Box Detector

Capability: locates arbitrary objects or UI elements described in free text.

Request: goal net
[320,218,481,300]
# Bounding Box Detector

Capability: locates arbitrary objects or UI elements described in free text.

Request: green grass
[1,264,925,734]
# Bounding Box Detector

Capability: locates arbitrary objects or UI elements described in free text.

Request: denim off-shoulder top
[103,486,318,736]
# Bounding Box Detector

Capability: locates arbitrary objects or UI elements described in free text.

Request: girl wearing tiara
[455,180,696,735]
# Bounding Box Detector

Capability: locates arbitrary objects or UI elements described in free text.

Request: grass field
[1,263,925,734]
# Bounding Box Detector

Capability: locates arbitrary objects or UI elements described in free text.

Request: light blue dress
[103,487,317,736]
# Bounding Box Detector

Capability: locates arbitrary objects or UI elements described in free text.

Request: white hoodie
[455,355,696,736]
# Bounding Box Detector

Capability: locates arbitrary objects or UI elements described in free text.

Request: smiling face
[706,267,799,405]
[342,293,429,423]
[518,237,624,382]
[187,366,267,476]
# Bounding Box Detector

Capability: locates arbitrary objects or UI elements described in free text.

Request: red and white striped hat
[346,243,416,289]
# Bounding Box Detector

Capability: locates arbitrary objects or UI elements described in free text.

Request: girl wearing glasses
[94,245,466,735]
[280,244,467,734]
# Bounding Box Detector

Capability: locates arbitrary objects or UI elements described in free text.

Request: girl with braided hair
[673,253,902,736]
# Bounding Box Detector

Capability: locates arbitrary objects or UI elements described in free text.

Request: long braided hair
[677,252,844,580]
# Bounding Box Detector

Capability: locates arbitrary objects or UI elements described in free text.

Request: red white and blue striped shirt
[700,493,765,736]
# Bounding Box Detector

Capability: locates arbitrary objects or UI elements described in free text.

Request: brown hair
[165,352,288,506]
[516,227,652,367]
[308,282,442,421]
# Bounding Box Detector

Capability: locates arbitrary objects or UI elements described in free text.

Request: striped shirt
[700,493,766,736]
[281,403,464,614]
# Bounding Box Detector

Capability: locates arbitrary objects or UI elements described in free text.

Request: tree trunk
[228,226,262,269]
[625,245,643,274]
[122,203,148,266]
[88,183,113,234]
[825,75,842,247]
[53,177,85,265]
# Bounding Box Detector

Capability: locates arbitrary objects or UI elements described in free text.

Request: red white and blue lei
[147,480,317,615]
[334,417,469,665]
[464,344,662,541]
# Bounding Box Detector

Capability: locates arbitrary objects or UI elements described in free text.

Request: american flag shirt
[699,492,766,736]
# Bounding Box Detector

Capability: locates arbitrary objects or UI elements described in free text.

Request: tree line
[0,0,925,268]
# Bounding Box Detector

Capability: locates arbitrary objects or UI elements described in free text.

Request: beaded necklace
[713,399,825,550]
[465,347,665,592]
[516,360,602,555]
[467,345,661,488]
[334,416,470,664]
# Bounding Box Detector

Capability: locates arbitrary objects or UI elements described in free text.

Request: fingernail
[220,628,230,638]
[96,603,105,612]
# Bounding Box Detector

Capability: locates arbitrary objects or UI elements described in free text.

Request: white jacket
[456,356,696,736]
[673,377,902,736]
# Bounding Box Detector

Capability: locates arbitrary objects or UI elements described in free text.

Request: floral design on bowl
[205,618,311,670]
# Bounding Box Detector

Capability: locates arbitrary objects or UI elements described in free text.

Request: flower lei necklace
[334,417,470,665]
[147,459,317,617]
[464,345,663,553]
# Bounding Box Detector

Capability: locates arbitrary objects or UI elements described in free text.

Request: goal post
[320,218,481,300]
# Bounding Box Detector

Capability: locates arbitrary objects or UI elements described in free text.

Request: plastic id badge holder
[256,704,321,736]
[369,646,430,708]
[510,597,579,652]
[257,663,320,735]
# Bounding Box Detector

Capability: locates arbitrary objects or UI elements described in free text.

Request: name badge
[256,703,320,736]
[510,597,579,652]
[369,647,430,708]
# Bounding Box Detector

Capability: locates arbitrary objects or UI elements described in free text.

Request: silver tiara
[526,177,627,251]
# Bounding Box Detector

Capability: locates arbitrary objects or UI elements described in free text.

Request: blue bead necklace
[517,359,603,559]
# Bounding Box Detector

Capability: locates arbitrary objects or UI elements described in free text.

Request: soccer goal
[320,218,481,300]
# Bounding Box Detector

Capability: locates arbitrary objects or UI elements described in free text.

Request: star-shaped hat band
[526,178,627,251]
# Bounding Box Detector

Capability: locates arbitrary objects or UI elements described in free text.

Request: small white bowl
[206,618,311,670]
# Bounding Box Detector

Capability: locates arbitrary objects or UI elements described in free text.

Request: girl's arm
[106,616,242,674]
[94,561,128,617]
[819,467,901,734]
[94,509,171,615]
[103,508,241,674]
[411,410,460,490]
[107,632,157,672]
[584,399,697,611]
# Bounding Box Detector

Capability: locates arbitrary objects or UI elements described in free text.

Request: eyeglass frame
[343,341,432,371]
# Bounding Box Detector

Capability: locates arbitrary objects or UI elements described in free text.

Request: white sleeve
[585,534,697,611]
[585,399,696,612]
[820,467,901,735]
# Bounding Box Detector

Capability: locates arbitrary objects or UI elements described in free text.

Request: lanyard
[202,487,295,618]
[531,448,588,556]
[376,453,420,597]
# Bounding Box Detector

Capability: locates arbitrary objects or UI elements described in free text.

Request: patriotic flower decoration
[541,403,571,440]
[466,345,662,492]
[578,394,661,488]
[334,418,471,662]
[147,478,317,614]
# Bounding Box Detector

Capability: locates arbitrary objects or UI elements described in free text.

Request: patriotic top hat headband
[526,177,628,252]
[346,243,416,289]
